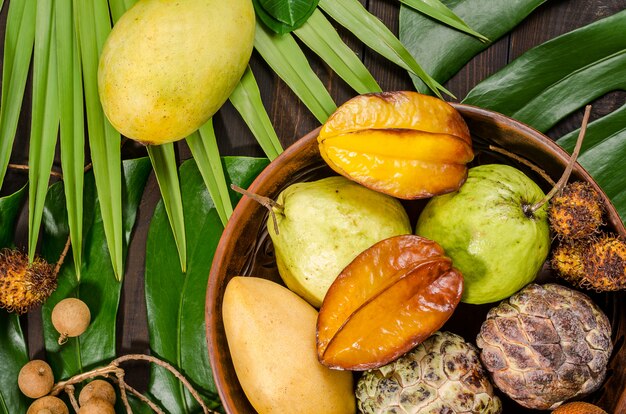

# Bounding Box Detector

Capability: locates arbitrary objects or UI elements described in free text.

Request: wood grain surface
[2,0,624,405]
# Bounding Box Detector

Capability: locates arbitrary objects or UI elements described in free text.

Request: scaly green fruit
[269,176,411,307]
[416,164,550,304]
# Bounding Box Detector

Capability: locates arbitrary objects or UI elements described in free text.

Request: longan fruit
[26,396,69,414]
[18,360,54,398]
[51,298,91,344]
[78,379,116,406]
[552,401,607,414]
[78,398,116,414]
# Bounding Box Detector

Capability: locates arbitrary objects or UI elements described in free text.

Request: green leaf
[0,188,29,414]
[399,0,487,41]
[254,0,318,33]
[0,186,26,248]
[399,0,546,92]
[0,312,29,414]
[56,0,85,279]
[186,121,235,227]
[294,9,382,94]
[463,11,626,132]
[147,144,187,272]
[258,0,318,26]
[229,66,283,160]
[145,156,268,413]
[319,0,450,98]
[557,104,626,223]
[28,0,60,261]
[0,0,36,190]
[254,22,337,123]
[75,0,125,280]
[41,158,151,380]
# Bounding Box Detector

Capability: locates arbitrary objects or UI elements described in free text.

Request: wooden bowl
[206,104,626,413]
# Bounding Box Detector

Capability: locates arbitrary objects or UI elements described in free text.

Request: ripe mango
[98,0,255,144]
[318,92,473,199]
[223,277,355,414]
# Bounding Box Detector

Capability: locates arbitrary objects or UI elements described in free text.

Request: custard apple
[476,283,612,410]
[356,331,502,414]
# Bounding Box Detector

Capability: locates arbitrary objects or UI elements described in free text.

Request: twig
[8,163,63,178]
[527,105,592,215]
[115,370,133,414]
[65,385,80,412]
[113,354,212,414]
[53,236,72,278]
[487,145,556,186]
[111,377,165,414]
[50,365,122,395]
[231,184,283,235]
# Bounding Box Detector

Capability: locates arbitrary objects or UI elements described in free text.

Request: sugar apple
[356,331,502,414]
[476,283,612,410]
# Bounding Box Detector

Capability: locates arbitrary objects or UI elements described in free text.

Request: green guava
[416,164,550,304]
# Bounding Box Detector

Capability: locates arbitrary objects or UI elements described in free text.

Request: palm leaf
[294,9,381,94]
[28,0,60,260]
[254,22,337,123]
[56,0,85,278]
[147,144,187,273]
[318,0,450,98]
[399,0,487,41]
[0,1,36,189]
[75,0,125,280]
[229,66,283,160]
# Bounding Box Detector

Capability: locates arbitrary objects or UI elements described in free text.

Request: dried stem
[65,385,80,412]
[111,377,166,414]
[113,354,213,414]
[53,236,72,278]
[50,365,122,395]
[231,184,283,235]
[115,370,133,414]
[8,163,63,178]
[487,145,556,186]
[527,105,592,215]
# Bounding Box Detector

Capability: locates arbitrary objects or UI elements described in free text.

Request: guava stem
[527,105,592,215]
[230,184,283,235]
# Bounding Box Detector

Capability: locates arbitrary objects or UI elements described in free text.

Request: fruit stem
[526,105,592,216]
[230,184,284,235]
[64,385,80,412]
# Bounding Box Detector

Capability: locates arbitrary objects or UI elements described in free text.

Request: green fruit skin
[269,176,411,308]
[416,164,550,304]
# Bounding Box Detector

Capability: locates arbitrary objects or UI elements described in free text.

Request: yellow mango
[98,0,255,144]
[223,277,355,414]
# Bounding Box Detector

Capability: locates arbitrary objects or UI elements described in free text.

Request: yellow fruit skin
[223,277,355,414]
[98,0,255,144]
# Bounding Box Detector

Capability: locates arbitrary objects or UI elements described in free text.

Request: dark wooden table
[4,0,624,408]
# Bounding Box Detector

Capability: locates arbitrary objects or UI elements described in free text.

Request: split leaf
[399,0,546,92]
[319,0,449,98]
[463,10,626,132]
[399,0,487,41]
[254,22,337,123]
[28,0,60,261]
[41,158,151,380]
[75,0,125,280]
[186,120,234,226]
[294,9,382,95]
[230,66,284,160]
[0,1,36,190]
[147,144,187,273]
[145,157,268,413]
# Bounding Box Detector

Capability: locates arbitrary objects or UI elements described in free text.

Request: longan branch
[7,163,63,178]
[65,385,80,412]
[50,366,122,395]
[112,354,215,414]
[115,370,133,414]
[110,377,166,414]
